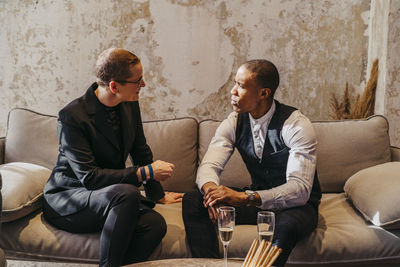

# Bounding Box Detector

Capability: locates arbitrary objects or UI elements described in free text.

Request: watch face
[246,190,255,201]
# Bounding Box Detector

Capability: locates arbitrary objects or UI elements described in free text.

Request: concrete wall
[368,0,400,147]
[0,1,379,140]
[385,1,400,147]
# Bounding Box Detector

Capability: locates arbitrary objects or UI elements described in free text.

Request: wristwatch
[245,190,256,206]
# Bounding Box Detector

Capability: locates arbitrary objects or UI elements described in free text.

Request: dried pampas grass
[329,59,379,120]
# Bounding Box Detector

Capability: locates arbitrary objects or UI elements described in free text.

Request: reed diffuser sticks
[242,239,282,267]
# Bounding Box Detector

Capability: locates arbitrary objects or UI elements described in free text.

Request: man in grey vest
[182,59,321,266]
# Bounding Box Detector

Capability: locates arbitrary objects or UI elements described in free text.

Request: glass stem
[223,243,228,267]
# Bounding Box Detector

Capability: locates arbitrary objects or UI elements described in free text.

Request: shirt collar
[249,101,276,128]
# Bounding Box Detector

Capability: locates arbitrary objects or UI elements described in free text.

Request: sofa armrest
[391,146,400,162]
[0,137,4,164]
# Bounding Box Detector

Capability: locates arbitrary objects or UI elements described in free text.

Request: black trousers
[182,188,318,267]
[43,184,166,267]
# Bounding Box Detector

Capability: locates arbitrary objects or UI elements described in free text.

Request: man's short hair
[95,48,140,86]
[242,59,280,97]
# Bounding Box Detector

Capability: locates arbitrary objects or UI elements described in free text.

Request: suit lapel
[84,83,120,151]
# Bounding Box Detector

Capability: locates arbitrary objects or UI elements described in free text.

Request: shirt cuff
[255,189,275,210]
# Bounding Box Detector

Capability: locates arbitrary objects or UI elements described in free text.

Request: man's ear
[260,88,271,98]
[109,81,118,94]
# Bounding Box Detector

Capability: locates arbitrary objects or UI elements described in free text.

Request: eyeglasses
[115,76,143,85]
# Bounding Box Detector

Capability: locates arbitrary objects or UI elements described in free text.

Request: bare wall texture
[368,0,400,147]
[0,0,370,137]
[386,0,400,147]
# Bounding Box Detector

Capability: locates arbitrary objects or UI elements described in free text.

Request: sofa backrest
[198,115,391,193]
[4,108,198,193]
[142,118,198,193]
[4,108,392,194]
[5,109,59,170]
[312,116,391,192]
[198,120,252,188]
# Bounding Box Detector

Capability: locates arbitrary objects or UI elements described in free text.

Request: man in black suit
[43,48,183,267]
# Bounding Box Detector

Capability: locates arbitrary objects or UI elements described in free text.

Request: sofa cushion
[0,162,51,222]
[143,118,198,193]
[0,211,100,263]
[1,194,399,265]
[0,203,189,263]
[287,193,400,265]
[151,203,191,259]
[5,109,59,170]
[198,120,251,189]
[310,115,391,192]
[225,194,400,265]
[344,162,400,229]
[198,116,391,192]
[6,108,198,193]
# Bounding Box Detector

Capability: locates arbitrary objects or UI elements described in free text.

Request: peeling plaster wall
[0,0,370,137]
[386,1,400,147]
[368,0,400,147]
[367,0,389,115]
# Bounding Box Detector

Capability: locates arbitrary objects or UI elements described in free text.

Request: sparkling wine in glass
[219,227,233,242]
[218,206,235,267]
[257,211,275,242]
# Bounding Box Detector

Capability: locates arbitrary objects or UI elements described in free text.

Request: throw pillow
[344,162,400,229]
[0,162,51,222]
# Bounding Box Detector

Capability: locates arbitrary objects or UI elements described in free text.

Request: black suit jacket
[44,83,164,216]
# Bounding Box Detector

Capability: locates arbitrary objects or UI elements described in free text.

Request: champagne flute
[257,211,275,242]
[218,206,235,267]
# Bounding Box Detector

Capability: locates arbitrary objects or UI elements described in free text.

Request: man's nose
[141,79,146,87]
[230,85,237,95]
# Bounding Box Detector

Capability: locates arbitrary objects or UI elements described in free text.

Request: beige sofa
[0,108,400,266]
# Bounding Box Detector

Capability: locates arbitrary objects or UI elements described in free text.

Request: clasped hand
[151,160,184,204]
[202,183,244,223]
[151,160,174,181]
